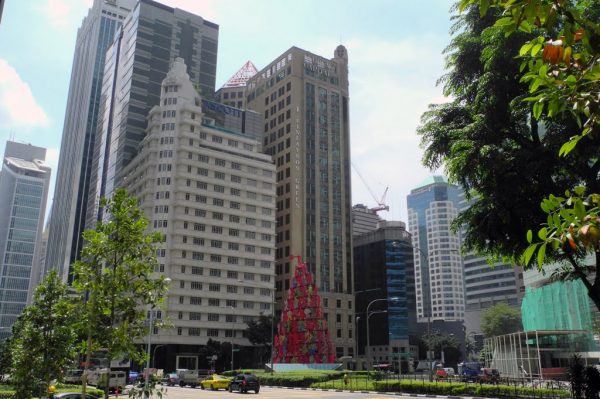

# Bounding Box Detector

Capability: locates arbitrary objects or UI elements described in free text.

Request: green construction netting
[521,279,593,332]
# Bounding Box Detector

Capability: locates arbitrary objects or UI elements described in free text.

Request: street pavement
[157,385,486,399]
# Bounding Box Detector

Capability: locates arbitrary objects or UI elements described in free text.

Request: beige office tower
[123,58,276,370]
[246,45,354,359]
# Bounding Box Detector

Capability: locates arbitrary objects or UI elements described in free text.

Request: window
[207,329,219,337]
[215,158,226,167]
[209,283,220,292]
[209,268,221,277]
[189,328,201,336]
[189,312,201,320]
[208,298,220,306]
[227,285,238,293]
[191,267,203,275]
[191,282,202,290]
[190,297,202,305]
[208,313,219,321]
[225,299,237,308]
[227,271,239,279]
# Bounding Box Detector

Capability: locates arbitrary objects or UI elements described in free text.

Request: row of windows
[179,259,271,273]
[179,296,271,310]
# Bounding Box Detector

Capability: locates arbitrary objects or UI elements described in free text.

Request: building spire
[221,60,258,88]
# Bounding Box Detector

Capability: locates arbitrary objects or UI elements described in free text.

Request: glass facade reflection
[0,142,50,339]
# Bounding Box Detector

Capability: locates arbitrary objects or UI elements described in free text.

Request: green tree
[0,337,13,383]
[481,302,522,337]
[421,330,461,365]
[418,1,600,310]
[73,188,169,398]
[10,270,78,399]
[245,314,278,365]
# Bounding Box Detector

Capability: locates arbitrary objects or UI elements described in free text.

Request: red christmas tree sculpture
[273,255,336,363]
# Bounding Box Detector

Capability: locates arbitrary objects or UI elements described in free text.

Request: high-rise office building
[407,176,464,323]
[0,142,51,338]
[46,0,135,282]
[88,0,219,228]
[122,58,275,371]
[352,204,381,236]
[245,45,354,359]
[353,220,416,371]
[215,61,258,109]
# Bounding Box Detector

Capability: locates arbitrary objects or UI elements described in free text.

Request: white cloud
[0,59,48,129]
[38,0,91,28]
[340,36,448,221]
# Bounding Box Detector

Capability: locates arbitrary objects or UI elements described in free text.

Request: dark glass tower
[45,0,135,282]
[87,0,219,225]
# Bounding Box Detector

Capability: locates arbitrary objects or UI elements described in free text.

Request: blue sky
[0,0,455,223]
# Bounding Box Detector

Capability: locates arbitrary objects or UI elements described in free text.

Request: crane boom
[351,162,389,213]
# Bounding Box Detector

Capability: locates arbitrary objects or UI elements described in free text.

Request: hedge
[369,380,570,398]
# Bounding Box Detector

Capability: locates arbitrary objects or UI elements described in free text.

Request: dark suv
[228,373,260,394]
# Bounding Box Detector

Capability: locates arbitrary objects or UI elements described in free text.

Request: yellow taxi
[200,374,231,390]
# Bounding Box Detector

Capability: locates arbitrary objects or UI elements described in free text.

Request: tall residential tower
[46,0,135,282]
[246,45,354,359]
[0,142,51,338]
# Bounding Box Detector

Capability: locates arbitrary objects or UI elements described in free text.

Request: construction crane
[351,162,389,213]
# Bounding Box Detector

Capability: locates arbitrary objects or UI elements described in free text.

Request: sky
[0,0,455,224]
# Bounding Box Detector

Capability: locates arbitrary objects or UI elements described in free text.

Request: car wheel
[179,381,184,387]
[211,384,215,390]
[255,388,260,394]
[229,386,233,392]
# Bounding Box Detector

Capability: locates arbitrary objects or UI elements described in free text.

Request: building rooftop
[5,157,48,173]
[221,60,258,88]
[414,175,448,190]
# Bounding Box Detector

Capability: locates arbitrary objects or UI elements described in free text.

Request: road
[156,385,464,399]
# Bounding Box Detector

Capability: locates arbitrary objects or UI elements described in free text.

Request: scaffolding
[522,279,594,331]
[485,330,593,380]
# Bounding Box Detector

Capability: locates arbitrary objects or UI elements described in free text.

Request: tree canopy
[10,270,77,399]
[419,3,600,262]
[73,188,169,398]
[480,302,522,337]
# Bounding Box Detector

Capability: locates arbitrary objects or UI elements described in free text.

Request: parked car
[444,367,456,377]
[161,372,180,386]
[54,393,100,399]
[435,368,448,379]
[479,368,500,384]
[228,373,260,394]
[64,369,84,384]
[200,374,231,390]
[128,371,140,385]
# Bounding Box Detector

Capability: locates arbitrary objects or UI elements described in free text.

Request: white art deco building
[123,58,275,370]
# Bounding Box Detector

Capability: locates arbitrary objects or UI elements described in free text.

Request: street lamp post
[270,289,275,374]
[366,297,399,370]
[223,305,236,371]
[355,316,360,369]
[145,277,171,390]
[354,288,380,370]
[152,345,165,368]
[391,241,434,380]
